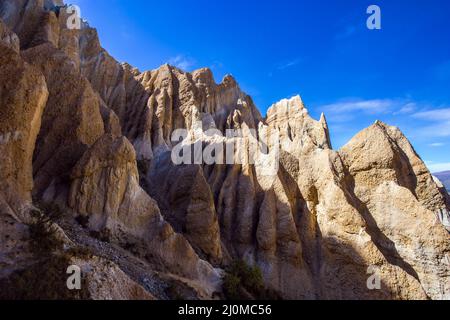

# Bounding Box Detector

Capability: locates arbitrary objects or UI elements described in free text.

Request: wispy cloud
[318,98,432,129]
[393,102,417,115]
[429,142,445,147]
[320,99,406,115]
[413,108,450,121]
[269,58,302,77]
[411,122,450,138]
[315,96,450,166]
[167,55,196,71]
[276,58,302,71]
[425,161,450,173]
[411,108,450,138]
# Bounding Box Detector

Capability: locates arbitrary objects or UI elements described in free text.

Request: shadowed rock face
[0,0,449,300]
[0,30,48,216]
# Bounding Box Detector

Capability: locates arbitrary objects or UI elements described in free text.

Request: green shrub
[223,260,273,300]
[28,208,63,257]
[0,254,90,300]
[0,203,92,300]
[223,273,242,300]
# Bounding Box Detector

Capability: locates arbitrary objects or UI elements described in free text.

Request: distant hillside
[434,171,450,192]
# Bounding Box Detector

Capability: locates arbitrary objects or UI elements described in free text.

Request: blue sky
[70,0,450,172]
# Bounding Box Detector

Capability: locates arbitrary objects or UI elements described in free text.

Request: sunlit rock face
[0,30,48,213]
[0,0,448,300]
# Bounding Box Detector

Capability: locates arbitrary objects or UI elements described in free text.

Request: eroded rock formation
[0,0,448,300]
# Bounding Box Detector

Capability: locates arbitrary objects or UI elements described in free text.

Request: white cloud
[168,55,196,71]
[411,108,450,138]
[276,58,301,71]
[425,161,450,173]
[393,102,416,115]
[413,108,450,121]
[429,142,445,147]
[269,58,302,76]
[316,98,420,124]
[416,121,450,138]
[314,97,450,141]
[321,99,398,115]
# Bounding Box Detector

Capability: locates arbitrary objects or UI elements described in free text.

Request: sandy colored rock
[69,134,222,297]
[0,0,448,301]
[0,18,19,52]
[72,256,156,300]
[147,153,223,264]
[21,42,105,200]
[266,95,332,154]
[0,39,48,217]
[340,121,450,299]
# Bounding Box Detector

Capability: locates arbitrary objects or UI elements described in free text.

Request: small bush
[32,202,65,222]
[223,273,241,300]
[0,203,91,300]
[223,260,272,300]
[229,260,264,293]
[0,254,90,300]
[28,209,63,257]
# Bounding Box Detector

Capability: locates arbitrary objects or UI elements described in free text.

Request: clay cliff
[0,0,448,300]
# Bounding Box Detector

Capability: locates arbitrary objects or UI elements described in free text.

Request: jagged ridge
[0,0,449,300]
